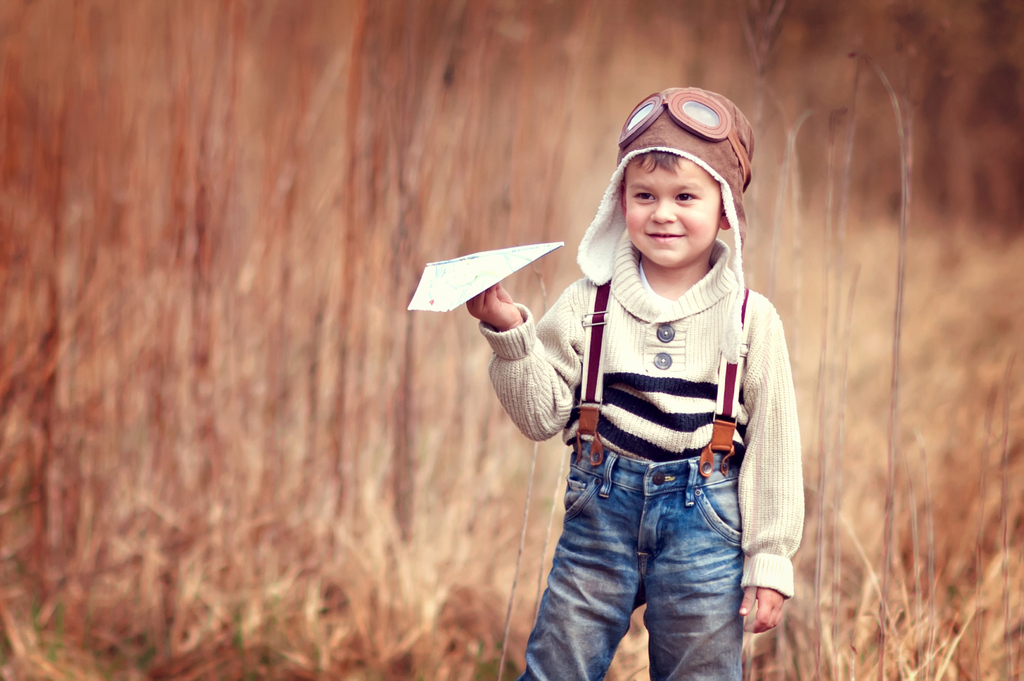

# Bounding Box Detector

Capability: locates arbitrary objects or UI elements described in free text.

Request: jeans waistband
[570,441,738,497]
[569,438,745,471]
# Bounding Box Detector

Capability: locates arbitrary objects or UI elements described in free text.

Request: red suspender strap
[699,289,750,478]
[577,282,611,466]
[583,283,611,402]
[720,291,749,419]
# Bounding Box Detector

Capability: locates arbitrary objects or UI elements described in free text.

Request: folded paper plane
[408,242,564,312]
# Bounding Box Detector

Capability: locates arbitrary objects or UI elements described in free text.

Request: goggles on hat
[618,89,751,189]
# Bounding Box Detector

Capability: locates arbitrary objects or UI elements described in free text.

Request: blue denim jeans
[518,443,744,681]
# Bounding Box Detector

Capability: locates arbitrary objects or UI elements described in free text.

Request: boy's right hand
[466,283,523,331]
[740,586,785,633]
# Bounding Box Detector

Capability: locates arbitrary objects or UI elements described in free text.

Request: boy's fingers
[738,586,755,617]
[495,283,514,304]
[481,285,498,311]
[748,588,785,633]
[755,607,775,633]
[467,286,490,310]
[466,285,497,318]
[466,292,481,315]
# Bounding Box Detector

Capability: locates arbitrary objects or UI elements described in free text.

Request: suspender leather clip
[577,404,604,466]
[699,416,737,478]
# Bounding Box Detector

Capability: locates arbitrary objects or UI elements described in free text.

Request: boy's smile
[622,157,728,298]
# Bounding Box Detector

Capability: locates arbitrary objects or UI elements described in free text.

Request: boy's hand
[739,586,785,633]
[466,283,523,332]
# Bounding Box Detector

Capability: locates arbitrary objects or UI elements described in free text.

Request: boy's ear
[719,209,731,231]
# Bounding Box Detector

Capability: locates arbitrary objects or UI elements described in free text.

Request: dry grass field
[0,0,1022,679]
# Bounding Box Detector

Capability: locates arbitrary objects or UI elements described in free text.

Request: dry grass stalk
[826,73,862,676]
[813,108,842,681]
[913,430,937,681]
[738,0,786,130]
[870,54,911,681]
[497,440,539,681]
[766,108,812,303]
[832,266,858,676]
[1000,355,1015,681]
[975,390,996,679]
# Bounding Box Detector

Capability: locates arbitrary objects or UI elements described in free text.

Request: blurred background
[0,0,1022,678]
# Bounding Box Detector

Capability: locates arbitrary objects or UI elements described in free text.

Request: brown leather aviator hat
[576,87,756,363]
[618,87,754,234]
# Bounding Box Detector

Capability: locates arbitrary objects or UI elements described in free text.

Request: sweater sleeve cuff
[478,304,535,360]
[742,553,795,599]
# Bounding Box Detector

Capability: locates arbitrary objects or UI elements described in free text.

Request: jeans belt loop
[685,459,699,507]
[599,453,618,499]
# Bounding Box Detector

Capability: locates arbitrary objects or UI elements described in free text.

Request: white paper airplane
[408,242,564,312]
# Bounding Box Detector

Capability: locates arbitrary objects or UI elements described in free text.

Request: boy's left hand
[739,586,784,633]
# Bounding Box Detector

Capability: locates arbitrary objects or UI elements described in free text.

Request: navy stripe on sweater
[603,372,719,401]
[602,386,713,432]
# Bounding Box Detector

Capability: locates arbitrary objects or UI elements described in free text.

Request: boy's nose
[652,202,677,223]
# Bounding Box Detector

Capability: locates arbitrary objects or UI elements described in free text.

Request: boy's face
[621,157,728,285]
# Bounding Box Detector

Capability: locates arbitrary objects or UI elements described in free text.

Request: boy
[467,87,803,681]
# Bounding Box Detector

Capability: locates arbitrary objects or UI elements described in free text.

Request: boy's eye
[676,193,694,201]
[635,192,654,200]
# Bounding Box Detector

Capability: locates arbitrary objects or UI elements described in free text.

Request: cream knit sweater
[479,235,804,597]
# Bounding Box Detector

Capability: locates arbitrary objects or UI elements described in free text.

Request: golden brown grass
[0,1,1021,679]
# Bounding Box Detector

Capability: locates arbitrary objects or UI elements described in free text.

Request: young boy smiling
[468,87,803,681]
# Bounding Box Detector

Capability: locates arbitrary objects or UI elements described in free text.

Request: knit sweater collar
[610,233,738,323]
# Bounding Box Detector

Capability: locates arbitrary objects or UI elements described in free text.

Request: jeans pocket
[696,478,743,544]
[563,467,599,522]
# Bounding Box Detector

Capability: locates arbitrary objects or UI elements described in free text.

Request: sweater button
[657,324,675,342]
[654,352,672,370]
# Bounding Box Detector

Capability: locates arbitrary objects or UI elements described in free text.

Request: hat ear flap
[578,155,633,285]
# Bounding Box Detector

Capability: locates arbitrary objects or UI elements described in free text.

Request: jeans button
[654,352,672,370]
[652,471,666,485]
[657,324,675,342]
